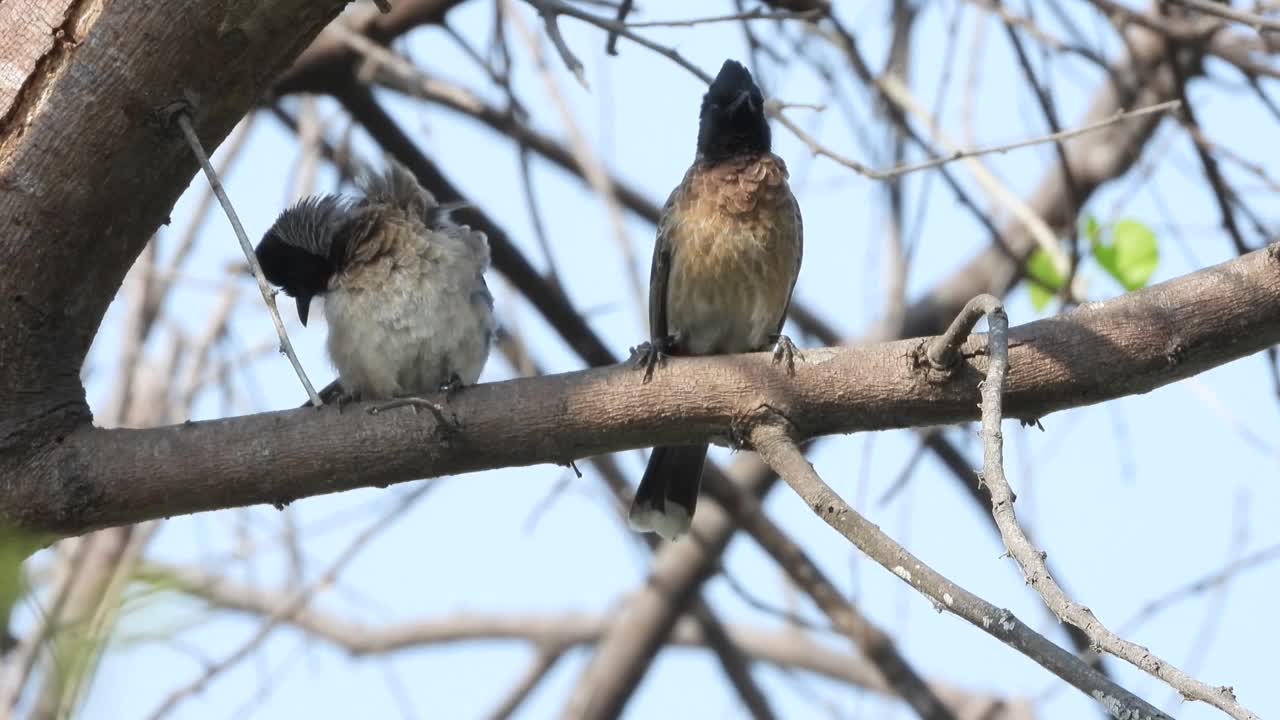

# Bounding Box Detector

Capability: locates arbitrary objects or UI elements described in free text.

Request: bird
[628,59,804,541]
[254,160,495,413]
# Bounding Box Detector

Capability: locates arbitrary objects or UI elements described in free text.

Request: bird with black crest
[254,160,496,412]
[629,59,804,541]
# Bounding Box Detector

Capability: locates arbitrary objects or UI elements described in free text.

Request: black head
[254,195,349,326]
[696,60,770,162]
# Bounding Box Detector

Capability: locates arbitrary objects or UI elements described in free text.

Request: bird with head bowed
[254,160,495,412]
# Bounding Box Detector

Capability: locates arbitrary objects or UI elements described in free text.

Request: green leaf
[1025,247,1063,310]
[1094,218,1158,291]
[1026,248,1063,289]
[1028,281,1053,311]
[1084,214,1100,246]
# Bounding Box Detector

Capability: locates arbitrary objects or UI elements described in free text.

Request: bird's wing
[648,184,684,343]
[776,186,804,335]
[772,155,803,336]
[356,159,435,221]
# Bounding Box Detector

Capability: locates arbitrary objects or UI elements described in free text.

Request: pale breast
[323,218,494,399]
[664,154,802,355]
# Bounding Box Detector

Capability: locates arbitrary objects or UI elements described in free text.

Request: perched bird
[629,59,804,541]
[254,161,495,408]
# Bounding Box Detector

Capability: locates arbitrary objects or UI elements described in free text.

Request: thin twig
[767,98,1180,182]
[533,3,588,88]
[144,483,437,719]
[504,0,646,328]
[143,563,1032,714]
[604,0,632,54]
[965,294,1261,720]
[173,112,323,406]
[804,27,1075,278]
[925,294,1000,370]
[623,7,822,27]
[484,646,566,720]
[1119,540,1280,636]
[524,0,713,82]
[1166,0,1280,33]
[707,473,957,720]
[749,420,1170,719]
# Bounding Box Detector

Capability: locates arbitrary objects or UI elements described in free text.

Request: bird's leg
[333,391,355,414]
[767,334,804,377]
[629,333,678,384]
[439,372,465,400]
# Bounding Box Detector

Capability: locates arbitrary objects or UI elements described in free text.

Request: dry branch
[1,242,1276,537]
[145,564,1031,719]
[749,419,1170,719]
[964,293,1258,720]
[0,0,348,445]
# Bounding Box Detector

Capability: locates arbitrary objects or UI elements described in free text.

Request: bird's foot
[439,372,465,400]
[629,334,677,384]
[367,396,460,434]
[333,391,356,414]
[768,334,804,377]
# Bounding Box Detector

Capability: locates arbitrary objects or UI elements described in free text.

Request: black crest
[696,60,770,162]
[254,194,349,326]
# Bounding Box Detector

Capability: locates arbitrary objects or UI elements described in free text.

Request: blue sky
[25,1,1280,718]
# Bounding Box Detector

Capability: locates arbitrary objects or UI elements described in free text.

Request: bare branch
[968,297,1260,720]
[503,2,646,327]
[145,483,436,719]
[144,564,1033,718]
[623,7,822,27]
[704,471,956,719]
[484,648,565,720]
[3,242,1278,536]
[748,422,1169,719]
[1166,0,1280,33]
[172,112,322,407]
[768,100,1180,183]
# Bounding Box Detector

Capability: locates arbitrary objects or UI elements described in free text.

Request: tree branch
[748,423,1169,719]
[0,242,1275,537]
[0,0,348,445]
[966,290,1258,720]
[143,564,1032,719]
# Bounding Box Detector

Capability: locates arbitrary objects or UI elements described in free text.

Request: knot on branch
[732,403,798,451]
[150,91,202,135]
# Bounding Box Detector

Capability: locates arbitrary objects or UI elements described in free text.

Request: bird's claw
[439,373,465,400]
[769,334,803,377]
[367,396,461,434]
[629,335,676,384]
[334,392,354,414]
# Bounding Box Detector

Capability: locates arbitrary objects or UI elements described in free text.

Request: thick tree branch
[1,243,1275,537]
[0,0,348,445]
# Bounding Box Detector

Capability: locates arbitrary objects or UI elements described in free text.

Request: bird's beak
[728,90,755,114]
[296,294,313,327]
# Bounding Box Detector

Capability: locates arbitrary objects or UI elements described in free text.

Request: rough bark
[0,0,347,447]
[1,242,1275,537]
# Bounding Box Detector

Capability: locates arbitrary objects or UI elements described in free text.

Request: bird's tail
[628,444,709,541]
